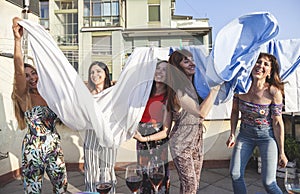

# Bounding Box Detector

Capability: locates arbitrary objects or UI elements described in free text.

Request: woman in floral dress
[12,17,68,193]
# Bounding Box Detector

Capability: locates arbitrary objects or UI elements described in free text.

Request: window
[148,5,160,22]
[56,0,78,9]
[148,0,160,22]
[83,0,120,27]
[84,2,90,16]
[63,50,78,71]
[92,36,112,55]
[92,1,101,16]
[56,13,78,46]
[40,1,49,29]
[111,1,119,16]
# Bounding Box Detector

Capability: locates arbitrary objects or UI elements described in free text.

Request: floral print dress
[22,106,68,193]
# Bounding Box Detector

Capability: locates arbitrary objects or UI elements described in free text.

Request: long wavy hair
[11,63,35,130]
[87,61,111,92]
[256,52,284,95]
[149,60,169,101]
[166,49,203,112]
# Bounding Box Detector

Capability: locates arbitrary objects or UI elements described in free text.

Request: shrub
[284,135,300,168]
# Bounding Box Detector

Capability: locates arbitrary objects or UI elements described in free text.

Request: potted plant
[284,135,300,168]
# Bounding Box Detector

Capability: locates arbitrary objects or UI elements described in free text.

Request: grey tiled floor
[0,165,286,194]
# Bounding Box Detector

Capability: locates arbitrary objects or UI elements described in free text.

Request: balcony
[56,34,78,46]
[83,16,120,28]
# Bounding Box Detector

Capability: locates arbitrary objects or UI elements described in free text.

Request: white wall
[0,1,39,177]
[126,0,148,28]
[126,0,172,28]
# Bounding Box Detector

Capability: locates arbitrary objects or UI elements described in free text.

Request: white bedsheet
[19,19,157,148]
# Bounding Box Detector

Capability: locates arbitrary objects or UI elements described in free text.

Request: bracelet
[148,135,151,142]
[146,136,150,142]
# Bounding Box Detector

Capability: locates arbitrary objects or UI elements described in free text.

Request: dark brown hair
[87,61,111,92]
[257,52,284,95]
[166,50,202,112]
[150,60,169,101]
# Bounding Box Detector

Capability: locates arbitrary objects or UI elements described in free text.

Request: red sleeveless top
[140,93,166,123]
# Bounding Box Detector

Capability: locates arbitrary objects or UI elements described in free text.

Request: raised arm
[178,85,220,119]
[12,17,27,98]
[198,85,220,118]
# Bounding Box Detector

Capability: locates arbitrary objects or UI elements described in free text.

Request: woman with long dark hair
[166,49,220,194]
[84,61,116,192]
[226,53,288,194]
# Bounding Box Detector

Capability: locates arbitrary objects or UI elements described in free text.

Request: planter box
[257,157,297,178]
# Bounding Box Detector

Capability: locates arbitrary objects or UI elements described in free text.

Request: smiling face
[179,56,195,77]
[154,61,167,83]
[25,66,38,89]
[89,64,106,86]
[252,55,272,80]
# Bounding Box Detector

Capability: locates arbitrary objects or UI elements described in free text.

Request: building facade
[0,0,225,184]
[39,0,212,81]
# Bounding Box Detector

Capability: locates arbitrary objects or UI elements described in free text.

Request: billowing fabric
[190,12,300,108]
[208,12,279,86]
[22,106,68,193]
[169,45,233,120]
[284,67,300,112]
[261,39,300,112]
[17,11,300,151]
[18,19,157,148]
[84,129,117,192]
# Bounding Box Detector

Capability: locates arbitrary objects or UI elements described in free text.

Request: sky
[175,0,300,43]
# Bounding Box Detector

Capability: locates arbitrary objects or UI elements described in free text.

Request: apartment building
[39,0,212,80]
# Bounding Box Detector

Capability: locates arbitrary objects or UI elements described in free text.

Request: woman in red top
[134,60,172,194]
